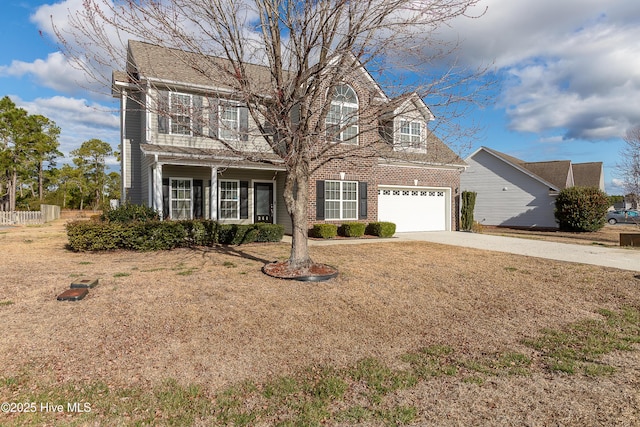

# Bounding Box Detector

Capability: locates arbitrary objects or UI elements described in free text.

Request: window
[326,84,358,143]
[219,180,239,219]
[170,178,192,220]
[219,103,240,140]
[325,180,357,220]
[399,120,422,148]
[170,93,192,135]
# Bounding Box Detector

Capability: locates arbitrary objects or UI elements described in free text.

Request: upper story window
[326,84,358,144]
[219,103,240,141]
[392,118,426,152]
[158,90,248,141]
[170,93,192,135]
[399,120,422,148]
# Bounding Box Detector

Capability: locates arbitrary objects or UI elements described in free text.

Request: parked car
[606,209,640,225]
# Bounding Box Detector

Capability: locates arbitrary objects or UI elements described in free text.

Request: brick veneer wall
[305,64,463,230]
[308,161,462,230]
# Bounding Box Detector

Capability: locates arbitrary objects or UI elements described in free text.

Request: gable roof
[468,146,604,191]
[122,40,388,99]
[378,131,466,167]
[117,40,465,168]
[572,162,604,188]
[521,160,573,189]
[125,40,274,93]
[381,92,435,122]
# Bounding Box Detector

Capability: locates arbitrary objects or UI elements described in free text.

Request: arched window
[326,84,358,143]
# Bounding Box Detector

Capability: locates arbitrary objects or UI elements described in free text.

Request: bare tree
[617,126,640,207]
[55,0,490,273]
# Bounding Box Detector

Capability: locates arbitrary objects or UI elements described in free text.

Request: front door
[254,182,274,223]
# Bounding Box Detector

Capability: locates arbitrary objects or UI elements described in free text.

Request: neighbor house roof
[521,160,573,190]
[469,146,604,191]
[572,162,604,188]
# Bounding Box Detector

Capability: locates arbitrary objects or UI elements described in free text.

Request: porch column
[153,162,164,219]
[119,89,127,204]
[210,166,218,220]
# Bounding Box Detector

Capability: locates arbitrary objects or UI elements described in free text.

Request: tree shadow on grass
[189,243,278,265]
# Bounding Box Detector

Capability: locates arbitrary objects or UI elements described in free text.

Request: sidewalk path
[295,231,640,272]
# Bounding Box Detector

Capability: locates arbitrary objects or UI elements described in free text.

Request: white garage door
[378,187,449,232]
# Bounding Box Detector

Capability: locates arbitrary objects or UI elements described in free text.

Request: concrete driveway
[397,231,640,272]
[303,231,640,272]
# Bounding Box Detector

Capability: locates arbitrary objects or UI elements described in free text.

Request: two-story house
[112,40,466,233]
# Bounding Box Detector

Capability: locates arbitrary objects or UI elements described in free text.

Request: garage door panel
[378,188,447,232]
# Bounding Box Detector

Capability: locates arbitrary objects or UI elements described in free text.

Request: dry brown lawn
[481,223,640,246]
[1,213,639,425]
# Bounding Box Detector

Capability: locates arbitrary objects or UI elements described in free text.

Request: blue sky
[1,0,639,194]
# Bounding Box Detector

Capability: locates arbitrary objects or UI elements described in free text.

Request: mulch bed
[262,261,339,281]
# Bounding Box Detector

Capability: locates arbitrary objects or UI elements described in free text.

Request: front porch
[138,145,290,229]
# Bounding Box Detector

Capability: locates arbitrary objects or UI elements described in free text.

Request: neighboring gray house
[461,147,605,228]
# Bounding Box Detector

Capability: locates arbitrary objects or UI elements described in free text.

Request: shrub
[365,221,396,237]
[554,186,609,232]
[66,220,123,251]
[339,222,366,237]
[67,219,283,251]
[129,221,188,251]
[253,223,285,242]
[101,203,159,223]
[461,191,477,231]
[310,223,338,239]
[230,225,259,245]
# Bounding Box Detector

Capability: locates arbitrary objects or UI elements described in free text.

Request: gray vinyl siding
[216,169,280,225]
[140,154,152,207]
[124,92,145,204]
[160,166,288,226]
[150,88,273,153]
[461,149,558,228]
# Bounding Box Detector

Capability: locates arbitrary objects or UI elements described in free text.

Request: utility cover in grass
[57,288,88,301]
[70,278,99,289]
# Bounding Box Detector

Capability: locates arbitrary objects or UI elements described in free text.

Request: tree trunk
[38,161,44,201]
[9,170,17,212]
[283,162,313,270]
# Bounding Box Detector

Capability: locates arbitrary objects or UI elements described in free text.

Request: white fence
[0,205,61,225]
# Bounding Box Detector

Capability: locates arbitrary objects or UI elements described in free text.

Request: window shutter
[316,180,325,220]
[359,181,368,219]
[158,90,170,134]
[208,98,219,138]
[239,106,249,141]
[193,179,203,219]
[162,178,170,219]
[193,95,203,136]
[240,181,249,219]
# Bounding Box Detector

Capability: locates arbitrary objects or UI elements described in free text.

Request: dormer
[380,93,434,153]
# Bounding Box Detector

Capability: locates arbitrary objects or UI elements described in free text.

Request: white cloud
[538,135,563,144]
[0,52,97,96]
[609,178,627,195]
[449,0,640,141]
[9,95,119,161]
